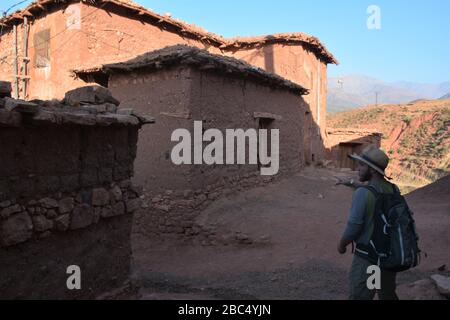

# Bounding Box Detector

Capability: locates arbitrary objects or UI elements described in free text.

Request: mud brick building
[74,45,310,196]
[0,85,152,299]
[0,0,337,164]
[325,128,382,170]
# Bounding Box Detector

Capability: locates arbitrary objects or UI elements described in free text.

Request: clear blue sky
[2,0,449,83]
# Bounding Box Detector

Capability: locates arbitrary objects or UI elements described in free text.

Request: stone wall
[0,87,150,298]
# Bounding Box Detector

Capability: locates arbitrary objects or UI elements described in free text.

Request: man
[337,145,399,300]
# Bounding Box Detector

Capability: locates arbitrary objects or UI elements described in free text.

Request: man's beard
[359,169,372,182]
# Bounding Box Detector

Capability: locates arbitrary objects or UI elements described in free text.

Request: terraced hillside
[328,99,450,193]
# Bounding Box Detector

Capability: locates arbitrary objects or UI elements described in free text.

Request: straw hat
[348,145,392,179]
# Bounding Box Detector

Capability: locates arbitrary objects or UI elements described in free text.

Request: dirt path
[131,168,450,300]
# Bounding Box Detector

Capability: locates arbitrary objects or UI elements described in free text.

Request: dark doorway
[258,117,275,170]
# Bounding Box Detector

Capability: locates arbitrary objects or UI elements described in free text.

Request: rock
[183,190,193,198]
[105,103,118,113]
[431,275,450,298]
[102,202,125,218]
[438,265,446,272]
[38,231,52,240]
[155,204,170,212]
[318,193,324,199]
[92,188,110,206]
[0,204,22,219]
[117,108,134,115]
[110,185,123,202]
[32,215,54,232]
[54,214,70,231]
[208,192,220,200]
[45,209,58,219]
[4,97,38,114]
[0,200,11,208]
[130,184,144,196]
[126,198,141,213]
[70,204,94,230]
[39,197,58,209]
[119,179,131,189]
[64,85,120,106]
[152,195,163,203]
[58,197,74,214]
[0,212,33,246]
[397,278,446,300]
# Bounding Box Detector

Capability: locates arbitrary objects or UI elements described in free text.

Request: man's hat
[348,145,392,179]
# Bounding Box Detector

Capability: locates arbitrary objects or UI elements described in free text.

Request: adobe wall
[0,3,88,100]
[0,2,214,101]
[0,124,143,298]
[108,65,307,242]
[325,128,382,168]
[188,68,306,187]
[109,67,196,193]
[228,44,328,162]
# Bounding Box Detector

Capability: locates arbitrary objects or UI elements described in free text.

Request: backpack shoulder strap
[362,185,380,196]
[392,184,401,195]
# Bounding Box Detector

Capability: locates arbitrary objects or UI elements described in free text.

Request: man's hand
[338,243,347,255]
[335,177,354,187]
[338,237,353,255]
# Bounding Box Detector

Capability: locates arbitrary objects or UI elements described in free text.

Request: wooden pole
[13,25,19,99]
[22,17,29,99]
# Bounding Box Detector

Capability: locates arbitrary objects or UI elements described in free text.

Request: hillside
[327,99,450,193]
[328,75,450,113]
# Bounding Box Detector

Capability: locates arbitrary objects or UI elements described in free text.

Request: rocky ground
[126,167,450,300]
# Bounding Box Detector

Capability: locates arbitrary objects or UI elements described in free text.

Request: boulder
[64,86,120,106]
[54,214,70,231]
[39,197,58,209]
[58,197,74,214]
[4,97,38,114]
[109,185,123,202]
[32,215,54,232]
[92,188,110,206]
[126,198,141,213]
[70,204,94,230]
[431,274,450,298]
[0,212,33,246]
[0,204,22,219]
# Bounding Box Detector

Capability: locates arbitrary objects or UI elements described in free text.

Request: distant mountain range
[327,75,450,113]
[439,93,450,100]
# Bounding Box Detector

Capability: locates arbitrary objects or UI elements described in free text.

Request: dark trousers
[349,254,399,300]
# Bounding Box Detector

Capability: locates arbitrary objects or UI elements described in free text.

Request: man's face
[357,162,371,182]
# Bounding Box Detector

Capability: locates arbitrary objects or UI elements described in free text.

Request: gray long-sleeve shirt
[342,181,395,245]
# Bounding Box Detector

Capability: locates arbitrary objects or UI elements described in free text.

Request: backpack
[355,184,421,272]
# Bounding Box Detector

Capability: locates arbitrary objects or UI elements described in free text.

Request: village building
[74,45,311,196]
[325,128,382,170]
[0,82,152,298]
[0,0,337,164]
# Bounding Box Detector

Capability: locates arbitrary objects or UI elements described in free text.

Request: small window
[34,29,50,68]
